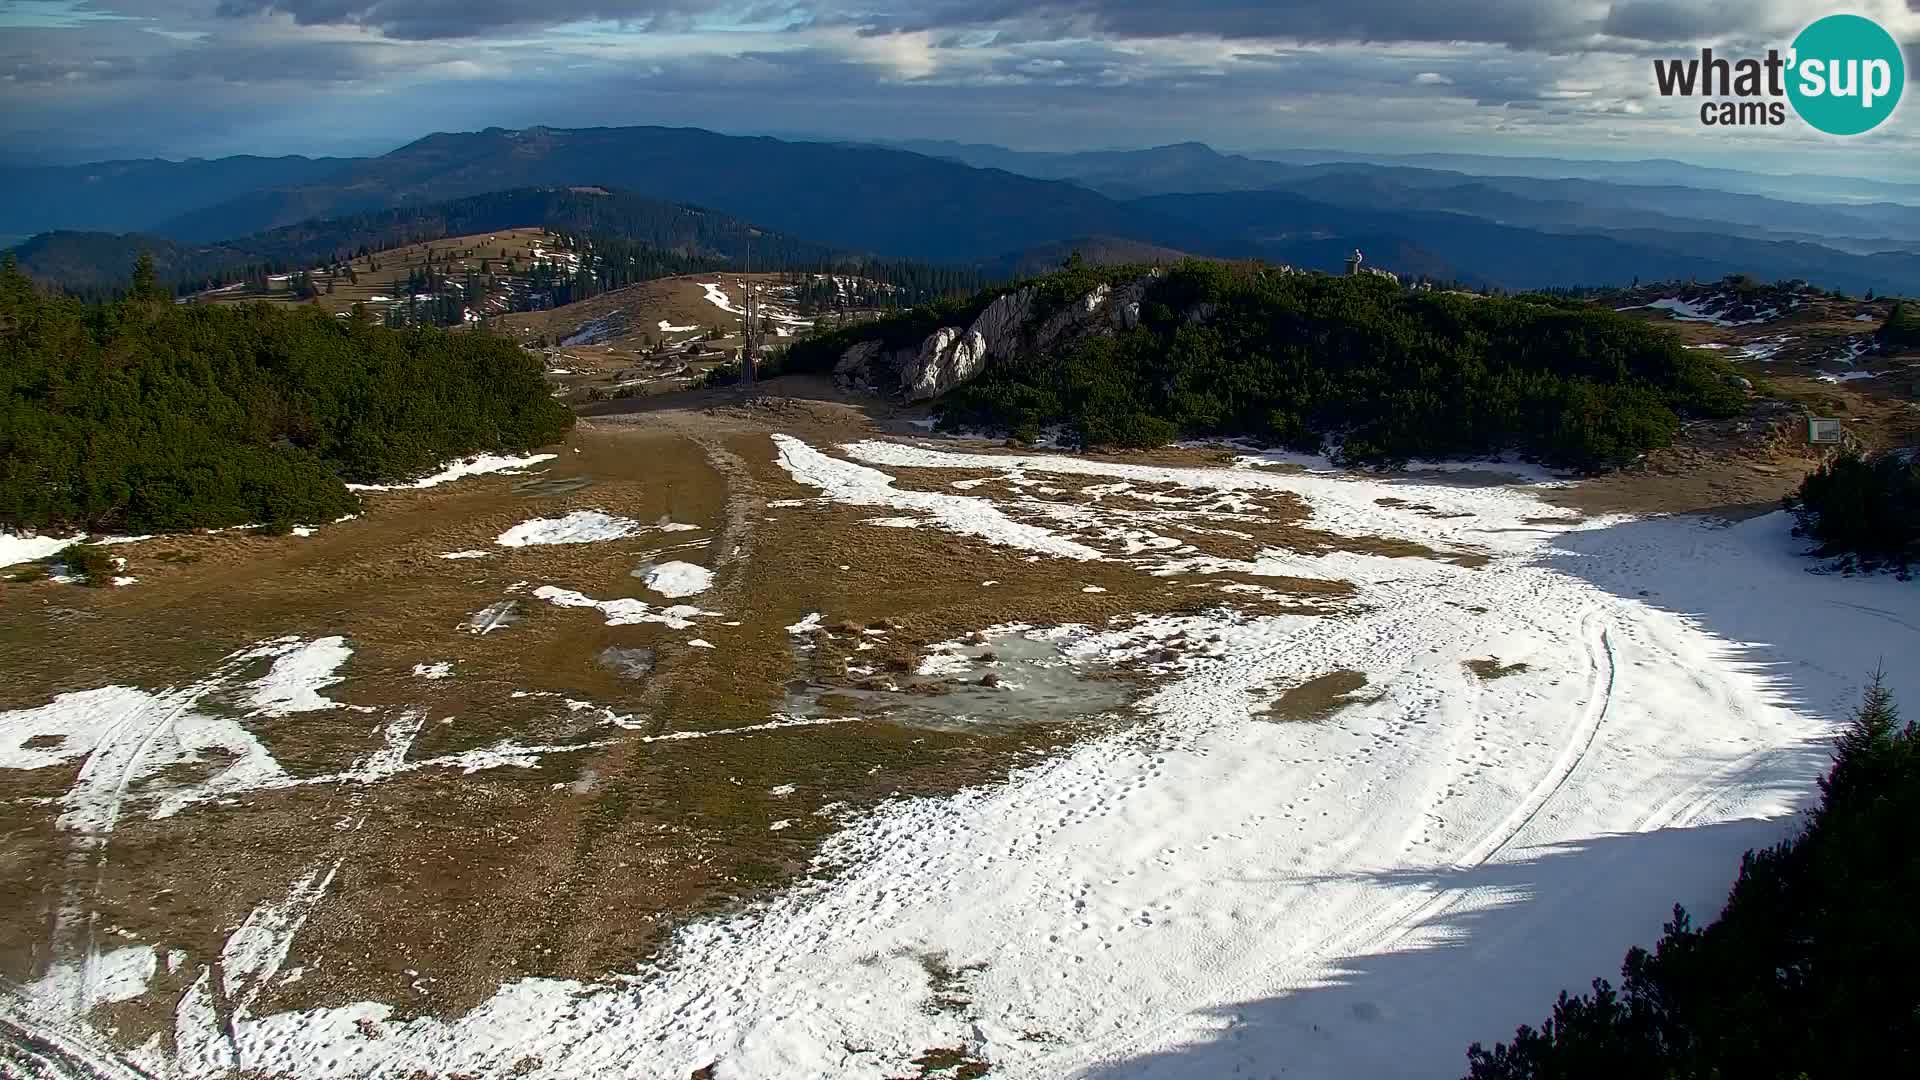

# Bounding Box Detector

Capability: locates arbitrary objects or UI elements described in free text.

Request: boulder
[899,326,988,402]
[834,339,882,377]
[832,339,884,388]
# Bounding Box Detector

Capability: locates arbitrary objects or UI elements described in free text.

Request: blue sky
[2,1,1915,174]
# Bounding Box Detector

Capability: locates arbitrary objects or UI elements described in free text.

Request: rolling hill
[146,126,1216,263]
[1133,190,1920,295]
[0,154,360,236]
[12,127,1920,296]
[9,187,849,296]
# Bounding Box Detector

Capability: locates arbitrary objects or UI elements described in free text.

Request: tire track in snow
[0,987,155,1080]
[1027,569,1576,1075]
[1120,582,1616,1074]
[1454,605,1616,870]
[49,679,226,1017]
[1822,598,1920,635]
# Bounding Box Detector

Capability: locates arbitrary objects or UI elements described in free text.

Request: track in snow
[1461,607,1616,869]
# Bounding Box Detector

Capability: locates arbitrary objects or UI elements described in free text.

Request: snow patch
[243,637,354,717]
[772,435,1102,560]
[498,511,640,547]
[347,453,555,492]
[531,586,717,630]
[638,561,714,599]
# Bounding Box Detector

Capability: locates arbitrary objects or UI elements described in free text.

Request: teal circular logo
[1787,14,1905,135]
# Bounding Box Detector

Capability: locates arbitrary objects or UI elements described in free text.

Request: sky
[2,0,1917,174]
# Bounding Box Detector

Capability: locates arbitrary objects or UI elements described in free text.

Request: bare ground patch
[1259,670,1373,723]
[1466,657,1531,681]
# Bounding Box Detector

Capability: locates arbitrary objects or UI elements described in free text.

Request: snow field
[5,435,1915,1079]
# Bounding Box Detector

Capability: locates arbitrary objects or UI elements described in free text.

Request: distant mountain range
[0,154,358,236]
[888,139,1920,255]
[131,126,1189,264]
[897,139,1920,207]
[5,126,1917,296]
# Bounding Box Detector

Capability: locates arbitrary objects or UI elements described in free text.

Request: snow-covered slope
[4,438,1913,1079]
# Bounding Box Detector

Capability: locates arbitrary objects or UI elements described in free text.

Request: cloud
[209,1,716,40]
[1,0,1914,169]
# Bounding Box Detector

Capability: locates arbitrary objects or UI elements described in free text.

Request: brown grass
[1260,670,1370,723]
[0,410,1383,1036]
[1466,657,1531,681]
[199,228,554,316]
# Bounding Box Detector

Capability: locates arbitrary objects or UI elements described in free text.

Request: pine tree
[1822,670,1901,811]
[129,253,163,303]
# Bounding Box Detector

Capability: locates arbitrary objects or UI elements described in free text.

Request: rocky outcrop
[898,326,988,402]
[1033,283,1111,354]
[1105,272,1158,332]
[969,287,1036,361]
[829,271,1169,400]
[834,339,882,378]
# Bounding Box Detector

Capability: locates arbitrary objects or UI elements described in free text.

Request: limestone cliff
[832,270,1164,401]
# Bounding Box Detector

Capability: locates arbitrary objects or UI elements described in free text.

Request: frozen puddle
[790,627,1137,732]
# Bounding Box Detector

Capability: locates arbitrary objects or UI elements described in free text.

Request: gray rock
[597,646,656,679]
[899,326,989,402]
[834,339,882,377]
[968,287,1036,361]
[1034,283,1113,352]
[1105,272,1159,332]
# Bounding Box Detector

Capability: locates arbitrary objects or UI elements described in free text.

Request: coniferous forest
[1786,450,1920,574]
[787,261,1749,470]
[0,256,573,532]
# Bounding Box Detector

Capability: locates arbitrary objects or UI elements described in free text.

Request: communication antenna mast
[742,238,757,386]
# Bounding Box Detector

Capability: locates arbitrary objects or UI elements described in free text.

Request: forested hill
[8,187,846,297]
[784,260,1749,471]
[0,257,573,533]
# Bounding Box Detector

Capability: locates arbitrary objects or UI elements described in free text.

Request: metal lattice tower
[741,242,757,386]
